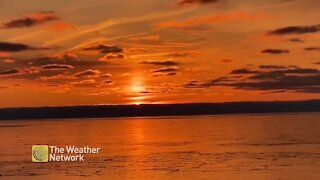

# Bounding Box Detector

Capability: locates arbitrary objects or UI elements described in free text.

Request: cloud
[0,42,40,52]
[39,74,75,81]
[261,49,290,54]
[289,38,304,43]
[43,9,190,46]
[41,64,74,71]
[230,68,261,74]
[128,48,148,53]
[153,12,273,30]
[100,73,112,78]
[166,72,178,76]
[153,72,178,77]
[25,54,77,66]
[140,60,179,66]
[0,69,21,76]
[152,66,179,77]
[220,59,234,63]
[49,53,79,60]
[0,68,39,77]
[304,47,320,51]
[99,53,125,61]
[268,24,320,35]
[82,43,123,54]
[22,53,106,67]
[70,78,113,88]
[259,65,289,69]
[100,79,113,86]
[179,0,220,6]
[185,80,199,87]
[37,69,111,85]
[185,65,320,93]
[164,51,202,58]
[72,69,110,79]
[153,66,179,73]
[47,22,76,31]
[70,79,97,87]
[1,12,59,29]
[74,69,102,78]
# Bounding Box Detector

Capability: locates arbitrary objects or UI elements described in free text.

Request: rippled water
[0,113,320,179]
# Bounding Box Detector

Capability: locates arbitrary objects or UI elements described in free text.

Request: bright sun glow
[129,75,147,105]
[130,76,145,93]
[130,96,146,105]
[130,85,145,93]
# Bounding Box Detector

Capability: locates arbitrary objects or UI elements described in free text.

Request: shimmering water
[0,113,320,179]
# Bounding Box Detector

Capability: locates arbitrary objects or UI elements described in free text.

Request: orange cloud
[47,22,76,31]
[99,53,125,61]
[153,12,274,30]
[0,68,40,77]
[165,50,202,58]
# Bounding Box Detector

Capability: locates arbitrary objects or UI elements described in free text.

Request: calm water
[0,113,320,179]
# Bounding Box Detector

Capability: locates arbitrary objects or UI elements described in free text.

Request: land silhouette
[0,100,319,120]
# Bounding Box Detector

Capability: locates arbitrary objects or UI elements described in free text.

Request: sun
[130,85,145,93]
[129,75,145,93]
[130,96,146,105]
[128,75,147,105]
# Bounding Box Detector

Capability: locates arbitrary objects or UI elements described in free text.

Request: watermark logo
[32,145,49,162]
[32,145,101,162]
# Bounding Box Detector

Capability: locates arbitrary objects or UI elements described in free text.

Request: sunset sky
[0,0,319,107]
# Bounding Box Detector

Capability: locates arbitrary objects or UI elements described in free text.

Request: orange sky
[0,0,320,107]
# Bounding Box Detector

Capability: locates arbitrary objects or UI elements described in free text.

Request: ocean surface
[0,113,320,179]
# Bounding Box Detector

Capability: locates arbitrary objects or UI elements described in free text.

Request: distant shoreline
[0,100,320,120]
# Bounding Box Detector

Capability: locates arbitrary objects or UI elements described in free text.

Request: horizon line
[1,99,320,110]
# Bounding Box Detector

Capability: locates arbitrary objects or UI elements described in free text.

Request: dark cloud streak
[41,64,74,71]
[185,65,320,93]
[153,67,179,73]
[304,47,320,51]
[1,12,59,29]
[261,49,290,54]
[140,60,179,66]
[0,42,38,52]
[268,24,320,35]
[0,69,21,76]
[82,43,123,54]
